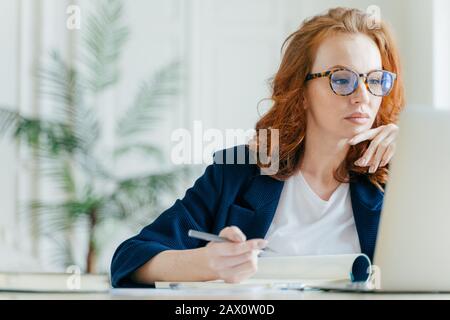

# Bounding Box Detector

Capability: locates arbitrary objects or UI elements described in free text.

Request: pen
[270,282,307,291]
[188,229,231,243]
[188,229,267,257]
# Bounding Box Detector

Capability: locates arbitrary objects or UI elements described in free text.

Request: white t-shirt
[262,170,361,257]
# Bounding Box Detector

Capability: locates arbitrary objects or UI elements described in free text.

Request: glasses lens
[367,71,394,96]
[330,70,358,95]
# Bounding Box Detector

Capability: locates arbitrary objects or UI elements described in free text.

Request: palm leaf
[15,117,81,155]
[100,168,184,222]
[115,61,181,138]
[40,158,77,196]
[0,108,21,138]
[0,106,89,158]
[113,143,163,160]
[38,51,99,153]
[80,0,129,93]
[21,200,75,269]
[30,200,76,234]
[37,50,83,119]
[44,232,76,270]
[30,192,104,235]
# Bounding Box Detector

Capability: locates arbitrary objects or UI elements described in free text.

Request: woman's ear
[302,93,308,110]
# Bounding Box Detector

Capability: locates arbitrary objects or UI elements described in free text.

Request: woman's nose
[350,78,371,104]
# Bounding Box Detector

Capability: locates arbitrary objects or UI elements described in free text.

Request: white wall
[0,0,19,258]
[433,0,450,109]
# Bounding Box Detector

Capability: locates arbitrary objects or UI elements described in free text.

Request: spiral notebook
[155,253,372,290]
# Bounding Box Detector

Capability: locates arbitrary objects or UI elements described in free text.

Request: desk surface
[2,289,450,300]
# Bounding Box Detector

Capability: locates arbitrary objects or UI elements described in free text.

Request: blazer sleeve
[110,160,224,288]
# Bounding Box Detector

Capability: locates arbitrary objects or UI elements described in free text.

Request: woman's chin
[346,125,369,135]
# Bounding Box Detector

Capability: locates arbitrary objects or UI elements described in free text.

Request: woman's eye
[368,78,381,85]
[332,78,350,85]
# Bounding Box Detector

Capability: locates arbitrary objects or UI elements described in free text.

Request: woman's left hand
[348,123,399,173]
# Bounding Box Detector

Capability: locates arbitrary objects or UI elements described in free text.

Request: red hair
[253,7,405,191]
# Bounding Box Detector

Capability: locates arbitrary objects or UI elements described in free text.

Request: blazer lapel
[240,173,285,240]
[349,175,384,261]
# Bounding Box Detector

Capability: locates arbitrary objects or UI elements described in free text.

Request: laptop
[313,106,450,293]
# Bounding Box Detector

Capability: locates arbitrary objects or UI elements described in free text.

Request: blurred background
[0,0,449,275]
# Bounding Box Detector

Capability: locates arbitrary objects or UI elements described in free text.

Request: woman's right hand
[201,226,268,283]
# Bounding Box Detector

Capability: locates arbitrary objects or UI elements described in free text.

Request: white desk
[1,289,450,300]
[1,273,449,300]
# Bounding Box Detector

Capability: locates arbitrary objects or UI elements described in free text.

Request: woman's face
[304,33,383,139]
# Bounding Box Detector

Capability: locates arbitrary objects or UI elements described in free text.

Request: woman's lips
[345,117,370,124]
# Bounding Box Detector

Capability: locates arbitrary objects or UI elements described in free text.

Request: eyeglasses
[305,68,397,97]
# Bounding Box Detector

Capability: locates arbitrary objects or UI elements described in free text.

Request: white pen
[188,229,231,243]
[188,229,267,257]
[270,282,307,290]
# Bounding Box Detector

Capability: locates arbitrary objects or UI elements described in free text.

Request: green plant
[0,0,184,273]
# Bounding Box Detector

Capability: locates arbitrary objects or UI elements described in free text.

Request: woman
[111,7,404,287]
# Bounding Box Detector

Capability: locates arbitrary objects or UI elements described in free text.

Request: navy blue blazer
[110,145,384,288]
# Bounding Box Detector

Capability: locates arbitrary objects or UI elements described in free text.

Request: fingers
[368,141,388,173]
[205,234,265,283]
[380,144,395,167]
[367,130,395,172]
[353,124,398,172]
[359,140,395,172]
[214,238,268,256]
[355,129,393,167]
[217,226,266,255]
[219,226,247,242]
[349,123,398,146]
[223,259,259,283]
[217,250,258,269]
[348,126,383,145]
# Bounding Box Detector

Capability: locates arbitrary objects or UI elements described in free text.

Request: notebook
[0,272,110,293]
[155,253,371,290]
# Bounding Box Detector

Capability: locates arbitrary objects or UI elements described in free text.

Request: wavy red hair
[253,7,405,191]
